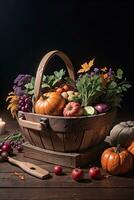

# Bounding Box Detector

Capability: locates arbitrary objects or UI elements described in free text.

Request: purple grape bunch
[0,139,24,162]
[18,94,32,112]
[13,74,32,96]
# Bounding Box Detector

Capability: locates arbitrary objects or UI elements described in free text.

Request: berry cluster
[18,94,32,112]
[0,134,24,162]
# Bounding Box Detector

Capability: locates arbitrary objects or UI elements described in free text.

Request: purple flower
[89,72,95,78]
[94,68,99,73]
[77,74,83,82]
[13,74,32,96]
[108,68,113,78]
[13,86,26,96]
[14,74,32,86]
[14,74,24,84]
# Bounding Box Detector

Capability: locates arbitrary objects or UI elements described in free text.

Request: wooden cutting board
[8,156,49,179]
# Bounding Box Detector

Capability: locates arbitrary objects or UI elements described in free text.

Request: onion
[94,103,109,113]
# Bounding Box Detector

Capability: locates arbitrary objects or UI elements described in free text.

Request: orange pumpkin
[128,141,134,155]
[35,92,66,115]
[101,145,133,175]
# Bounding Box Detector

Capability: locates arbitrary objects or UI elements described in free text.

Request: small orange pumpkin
[35,92,66,115]
[101,145,133,175]
[128,141,134,155]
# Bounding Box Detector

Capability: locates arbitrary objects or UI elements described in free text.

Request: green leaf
[24,69,67,93]
[42,75,47,82]
[76,74,104,106]
[24,77,35,94]
[116,68,123,79]
[42,83,50,88]
[109,81,117,89]
[27,90,34,95]
[54,69,65,79]
[123,83,131,88]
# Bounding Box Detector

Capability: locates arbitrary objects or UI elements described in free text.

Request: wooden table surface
[0,111,134,200]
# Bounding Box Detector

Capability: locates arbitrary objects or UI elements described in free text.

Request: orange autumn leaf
[78,58,95,73]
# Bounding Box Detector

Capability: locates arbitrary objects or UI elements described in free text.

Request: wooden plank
[63,130,84,152]
[0,188,134,200]
[0,158,81,173]
[50,132,64,151]
[20,127,35,146]
[28,130,45,148]
[23,112,54,150]
[0,171,134,188]
[76,141,109,167]
[39,129,53,150]
[23,142,79,168]
[22,141,109,168]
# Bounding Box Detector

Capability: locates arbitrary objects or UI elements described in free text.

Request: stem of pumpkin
[115,144,121,153]
[42,94,48,100]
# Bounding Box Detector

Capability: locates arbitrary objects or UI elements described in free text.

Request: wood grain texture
[18,110,116,152]
[1,111,134,200]
[1,188,134,200]
[22,141,109,168]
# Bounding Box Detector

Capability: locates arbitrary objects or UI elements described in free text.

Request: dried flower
[14,172,25,180]
[6,92,20,118]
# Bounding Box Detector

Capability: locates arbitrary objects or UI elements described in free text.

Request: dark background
[0,0,133,112]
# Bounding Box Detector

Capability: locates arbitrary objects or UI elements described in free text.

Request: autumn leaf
[78,58,95,73]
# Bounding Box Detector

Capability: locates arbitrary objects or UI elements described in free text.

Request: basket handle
[18,117,48,131]
[34,50,75,101]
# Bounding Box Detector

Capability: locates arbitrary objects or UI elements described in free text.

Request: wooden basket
[18,50,116,153]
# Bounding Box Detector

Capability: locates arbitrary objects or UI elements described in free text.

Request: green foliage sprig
[101,69,131,107]
[25,69,66,95]
[77,59,131,108]
[76,74,104,107]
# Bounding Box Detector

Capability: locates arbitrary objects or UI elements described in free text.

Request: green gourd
[110,121,134,147]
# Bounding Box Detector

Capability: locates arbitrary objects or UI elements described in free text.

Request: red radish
[88,167,101,179]
[63,102,83,117]
[71,168,84,181]
[53,165,63,175]
[94,103,109,113]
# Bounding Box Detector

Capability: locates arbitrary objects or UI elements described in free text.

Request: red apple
[53,165,63,175]
[88,167,101,179]
[71,168,84,181]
